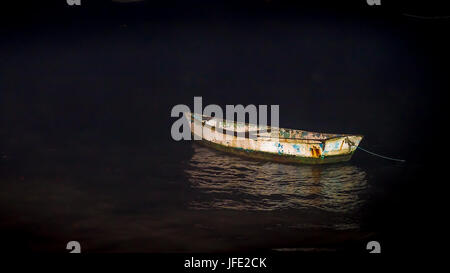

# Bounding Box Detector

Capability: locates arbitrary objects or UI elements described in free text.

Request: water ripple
[185,145,368,212]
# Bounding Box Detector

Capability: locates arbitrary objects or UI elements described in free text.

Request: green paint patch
[280,130,291,138]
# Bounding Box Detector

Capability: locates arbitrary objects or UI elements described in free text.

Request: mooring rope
[402,13,450,20]
[357,146,406,163]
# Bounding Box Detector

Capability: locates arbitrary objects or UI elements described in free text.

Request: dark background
[0,0,448,255]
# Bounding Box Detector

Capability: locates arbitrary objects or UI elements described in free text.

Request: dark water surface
[0,1,447,253]
[0,130,412,253]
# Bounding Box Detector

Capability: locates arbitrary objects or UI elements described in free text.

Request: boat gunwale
[187,112,364,143]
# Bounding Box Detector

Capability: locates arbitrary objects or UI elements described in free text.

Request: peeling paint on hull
[185,112,363,165]
[197,137,355,164]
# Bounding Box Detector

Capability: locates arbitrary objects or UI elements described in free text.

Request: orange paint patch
[311,147,321,158]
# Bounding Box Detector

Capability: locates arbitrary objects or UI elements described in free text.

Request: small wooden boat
[185,112,363,164]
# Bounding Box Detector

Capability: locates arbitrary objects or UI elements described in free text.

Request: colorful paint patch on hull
[197,137,356,165]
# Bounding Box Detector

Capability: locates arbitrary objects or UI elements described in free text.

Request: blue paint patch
[274,142,284,155]
[292,144,301,153]
[333,141,340,150]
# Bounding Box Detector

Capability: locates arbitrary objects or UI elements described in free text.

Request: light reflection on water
[185,145,368,212]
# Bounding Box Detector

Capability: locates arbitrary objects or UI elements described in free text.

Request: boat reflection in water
[185,145,368,213]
